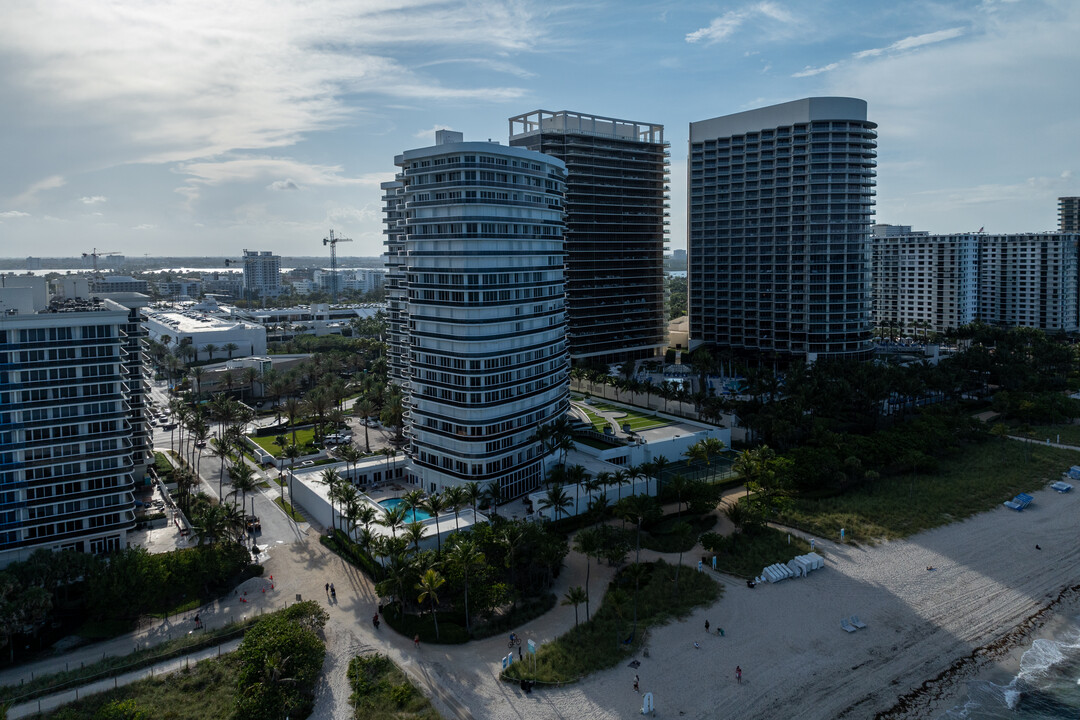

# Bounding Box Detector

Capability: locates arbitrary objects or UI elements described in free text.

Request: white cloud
[0,210,30,219]
[132,224,157,231]
[686,11,747,44]
[854,27,965,59]
[415,124,453,140]
[792,62,840,78]
[175,156,395,203]
[79,195,107,205]
[822,1,1080,234]
[0,1,544,168]
[12,175,65,205]
[686,2,796,44]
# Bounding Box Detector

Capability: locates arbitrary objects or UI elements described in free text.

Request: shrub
[233,601,327,720]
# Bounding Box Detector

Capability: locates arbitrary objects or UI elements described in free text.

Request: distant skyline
[1,0,1077,258]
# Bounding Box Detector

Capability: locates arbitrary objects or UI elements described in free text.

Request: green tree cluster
[233,601,327,720]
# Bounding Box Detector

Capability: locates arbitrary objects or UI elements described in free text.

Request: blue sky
[1,0,1077,259]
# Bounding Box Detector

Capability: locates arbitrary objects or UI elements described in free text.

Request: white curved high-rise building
[384,130,569,499]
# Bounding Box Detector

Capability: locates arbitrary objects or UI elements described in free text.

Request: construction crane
[82,248,120,275]
[322,229,353,303]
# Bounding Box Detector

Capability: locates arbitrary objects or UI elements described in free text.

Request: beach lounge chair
[850,615,867,629]
[1051,481,1073,493]
[840,618,857,633]
[1003,500,1023,511]
[1014,493,1034,508]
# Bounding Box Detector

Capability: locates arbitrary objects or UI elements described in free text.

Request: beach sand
[430,484,1080,720]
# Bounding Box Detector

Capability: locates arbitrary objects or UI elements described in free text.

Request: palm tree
[203,343,219,362]
[464,481,483,519]
[375,553,414,619]
[282,443,301,503]
[190,366,205,399]
[355,397,375,452]
[401,489,426,524]
[442,486,466,534]
[319,468,342,530]
[416,568,446,640]
[422,494,448,554]
[499,523,525,588]
[208,437,231,499]
[539,484,572,522]
[338,444,361,485]
[562,586,588,629]
[651,455,672,494]
[228,463,258,522]
[483,481,503,520]
[283,397,303,446]
[565,464,588,517]
[223,342,239,360]
[573,528,601,621]
[242,366,259,403]
[447,536,484,633]
[378,504,408,538]
[404,521,427,554]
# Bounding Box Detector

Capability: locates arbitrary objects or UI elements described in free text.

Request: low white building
[146,310,266,360]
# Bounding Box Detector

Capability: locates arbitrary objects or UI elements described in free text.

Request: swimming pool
[378,497,432,522]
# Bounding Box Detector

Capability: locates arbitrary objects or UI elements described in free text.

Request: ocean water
[942,617,1080,719]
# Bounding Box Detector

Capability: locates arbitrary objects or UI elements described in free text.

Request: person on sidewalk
[414,634,421,649]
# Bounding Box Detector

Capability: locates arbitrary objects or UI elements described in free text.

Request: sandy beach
[375,482,1080,720]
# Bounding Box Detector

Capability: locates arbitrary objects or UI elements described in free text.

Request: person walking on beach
[736,665,742,684]
[325,582,330,597]
[705,619,710,633]
[414,634,421,649]
[633,675,640,692]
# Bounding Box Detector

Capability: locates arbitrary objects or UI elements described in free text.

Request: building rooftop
[509,109,664,144]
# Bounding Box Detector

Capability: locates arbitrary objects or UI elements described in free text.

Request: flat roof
[690,97,870,141]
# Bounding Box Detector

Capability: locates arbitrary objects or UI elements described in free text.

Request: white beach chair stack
[759,552,825,583]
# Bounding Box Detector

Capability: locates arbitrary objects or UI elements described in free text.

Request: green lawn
[503,560,720,684]
[778,440,1079,543]
[575,405,611,433]
[248,427,316,455]
[585,401,669,431]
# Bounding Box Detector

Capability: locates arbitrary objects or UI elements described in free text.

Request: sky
[1,0,1078,259]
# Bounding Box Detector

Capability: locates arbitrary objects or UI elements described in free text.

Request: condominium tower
[872,227,1080,334]
[1060,197,1080,233]
[688,97,877,360]
[872,225,978,335]
[509,110,669,365]
[242,250,282,298]
[0,287,151,566]
[383,131,569,500]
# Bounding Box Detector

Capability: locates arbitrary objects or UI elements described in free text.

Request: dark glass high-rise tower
[688,97,877,361]
[509,111,669,365]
